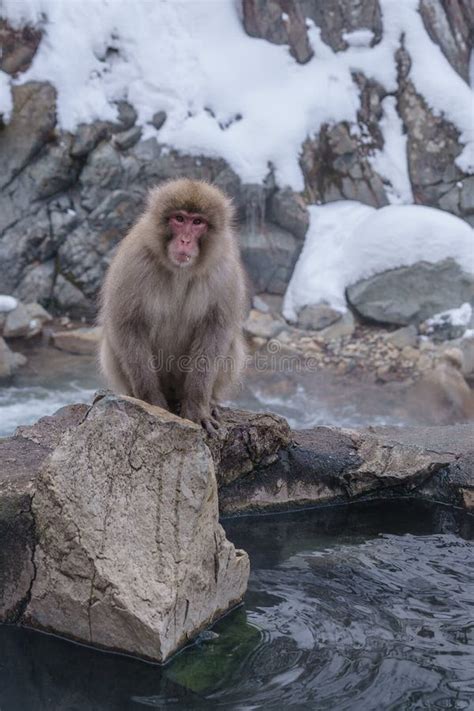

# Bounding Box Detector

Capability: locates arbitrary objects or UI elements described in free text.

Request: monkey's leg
[181,326,232,435]
[99,335,133,395]
[210,334,246,421]
[120,341,170,410]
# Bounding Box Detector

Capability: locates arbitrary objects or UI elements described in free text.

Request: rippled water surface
[1,501,473,710]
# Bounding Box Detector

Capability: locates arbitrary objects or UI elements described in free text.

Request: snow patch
[342,29,374,48]
[283,202,474,321]
[0,71,13,123]
[369,96,413,204]
[426,303,473,330]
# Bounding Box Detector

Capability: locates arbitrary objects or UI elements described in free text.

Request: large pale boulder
[21,394,249,663]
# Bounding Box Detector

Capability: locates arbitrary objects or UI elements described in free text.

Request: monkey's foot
[201,415,220,437]
[181,404,221,437]
[210,403,221,422]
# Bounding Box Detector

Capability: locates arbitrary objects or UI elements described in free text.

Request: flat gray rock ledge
[219,421,473,515]
[1,393,473,663]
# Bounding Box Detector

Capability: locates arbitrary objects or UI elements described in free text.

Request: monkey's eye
[193,218,202,225]
[175,215,184,223]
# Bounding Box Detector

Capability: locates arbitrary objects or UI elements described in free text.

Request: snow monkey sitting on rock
[99,179,247,435]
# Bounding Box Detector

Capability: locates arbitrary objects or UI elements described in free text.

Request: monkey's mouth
[174,253,193,266]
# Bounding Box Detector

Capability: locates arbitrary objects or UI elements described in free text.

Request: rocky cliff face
[0,0,472,317]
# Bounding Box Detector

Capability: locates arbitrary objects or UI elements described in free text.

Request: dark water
[1,501,473,711]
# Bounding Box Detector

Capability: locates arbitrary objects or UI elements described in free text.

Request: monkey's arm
[181,307,232,434]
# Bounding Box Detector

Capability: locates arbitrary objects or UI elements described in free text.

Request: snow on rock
[378,0,474,175]
[0,70,13,122]
[426,303,473,330]
[283,202,474,321]
[369,97,413,205]
[1,0,473,189]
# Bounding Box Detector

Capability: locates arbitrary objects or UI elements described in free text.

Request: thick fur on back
[98,179,247,406]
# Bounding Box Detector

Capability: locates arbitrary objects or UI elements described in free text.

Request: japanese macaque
[99,179,247,434]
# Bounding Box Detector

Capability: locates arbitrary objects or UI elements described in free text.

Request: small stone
[116,100,137,129]
[277,330,292,344]
[298,303,342,331]
[243,310,284,339]
[0,295,18,313]
[3,302,32,338]
[252,295,270,313]
[386,325,418,349]
[71,122,109,157]
[254,293,284,315]
[318,311,355,341]
[24,302,52,324]
[303,341,323,352]
[197,630,219,644]
[401,346,419,361]
[113,126,142,150]
[53,326,103,355]
[151,111,167,130]
[419,339,436,352]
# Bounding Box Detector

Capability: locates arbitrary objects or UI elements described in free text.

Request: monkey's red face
[167,211,208,268]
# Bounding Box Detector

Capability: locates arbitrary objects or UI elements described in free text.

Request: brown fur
[98,179,247,432]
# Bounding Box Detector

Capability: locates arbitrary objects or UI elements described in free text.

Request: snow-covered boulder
[283,202,474,324]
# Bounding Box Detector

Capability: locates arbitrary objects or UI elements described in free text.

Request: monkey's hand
[181,402,220,437]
